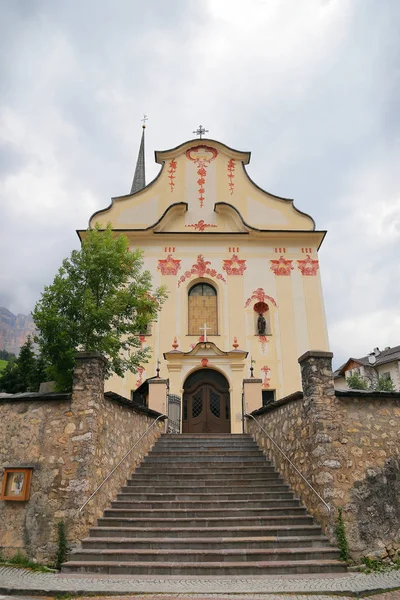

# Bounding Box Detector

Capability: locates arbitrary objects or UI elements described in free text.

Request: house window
[188,283,218,336]
[382,372,391,381]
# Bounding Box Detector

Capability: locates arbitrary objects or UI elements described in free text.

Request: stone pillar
[243,378,263,415]
[62,352,108,540]
[72,351,107,407]
[298,350,339,532]
[298,350,335,420]
[148,379,168,415]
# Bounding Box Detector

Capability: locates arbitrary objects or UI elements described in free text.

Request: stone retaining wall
[0,353,165,563]
[247,351,400,561]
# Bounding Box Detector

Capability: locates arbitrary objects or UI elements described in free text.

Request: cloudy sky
[0,0,399,366]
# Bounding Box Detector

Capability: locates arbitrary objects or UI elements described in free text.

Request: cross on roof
[141,114,148,127]
[200,322,212,343]
[193,125,209,139]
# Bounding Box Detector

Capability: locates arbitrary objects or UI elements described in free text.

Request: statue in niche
[257,312,267,335]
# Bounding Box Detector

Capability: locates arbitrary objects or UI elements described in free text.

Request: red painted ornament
[185,220,217,232]
[186,145,218,208]
[168,159,177,192]
[201,358,209,367]
[297,255,319,276]
[227,158,235,195]
[245,288,277,308]
[223,253,247,276]
[177,255,226,287]
[270,256,294,276]
[157,254,181,276]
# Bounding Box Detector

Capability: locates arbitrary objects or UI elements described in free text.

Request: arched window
[188,283,218,336]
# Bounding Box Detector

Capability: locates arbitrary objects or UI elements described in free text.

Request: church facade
[79,130,329,434]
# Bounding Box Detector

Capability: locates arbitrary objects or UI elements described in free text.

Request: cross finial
[141,114,148,128]
[200,322,212,343]
[193,125,209,139]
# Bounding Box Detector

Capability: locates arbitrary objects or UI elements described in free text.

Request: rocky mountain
[0,307,36,355]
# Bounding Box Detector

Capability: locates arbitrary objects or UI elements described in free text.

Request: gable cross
[200,322,212,343]
[193,125,209,139]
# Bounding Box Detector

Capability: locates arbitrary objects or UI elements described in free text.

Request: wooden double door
[182,369,230,433]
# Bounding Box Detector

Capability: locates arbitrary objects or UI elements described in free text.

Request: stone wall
[0,353,165,563]
[247,351,400,561]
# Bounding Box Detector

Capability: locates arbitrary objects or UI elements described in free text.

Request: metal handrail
[245,413,331,514]
[79,414,164,514]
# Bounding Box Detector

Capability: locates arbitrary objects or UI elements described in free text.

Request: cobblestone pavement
[2,591,400,600]
[1,567,400,597]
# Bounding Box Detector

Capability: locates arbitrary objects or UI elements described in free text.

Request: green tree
[0,359,19,393]
[347,372,369,390]
[0,337,44,393]
[33,224,167,391]
[373,374,395,392]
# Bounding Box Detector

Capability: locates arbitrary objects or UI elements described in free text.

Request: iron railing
[245,413,331,514]
[79,414,164,514]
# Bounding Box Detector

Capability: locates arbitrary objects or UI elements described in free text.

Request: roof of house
[334,345,400,378]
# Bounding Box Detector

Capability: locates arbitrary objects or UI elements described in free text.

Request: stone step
[70,546,340,563]
[64,433,345,576]
[149,448,265,455]
[103,506,305,519]
[142,452,270,466]
[163,434,251,438]
[97,515,314,528]
[137,463,276,472]
[110,499,300,510]
[82,535,331,550]
[62,559,347,575]
[117,491,294,501]
[122,482,290,493]
[89,524,324,539]
[129,470,282,481]
[153,443,261,450]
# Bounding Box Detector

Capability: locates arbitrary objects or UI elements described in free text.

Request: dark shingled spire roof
[130,125,146,194]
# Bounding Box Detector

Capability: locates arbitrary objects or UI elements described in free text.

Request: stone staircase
[62,434,345,575]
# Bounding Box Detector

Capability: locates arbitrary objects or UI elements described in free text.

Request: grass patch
[0,550,56,573]
[361,556,400,573]
[0,359,8,374]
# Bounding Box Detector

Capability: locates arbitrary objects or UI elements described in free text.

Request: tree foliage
[347,372,368,390]
[347,371,396,392]
[0,336,46,393]
[374,375,395,392]
[33,224,167,391]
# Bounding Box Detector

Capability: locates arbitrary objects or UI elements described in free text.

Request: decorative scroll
[227,159,235,195]
[270,256,294,276]
[245,288,277,308]
[167,159,177,192]
[297,254,319,276]
[157,254,181,276]
[185,220,217,232]
[136,367,145,388]
[190,335,205,350]
[223,253,247,276]
[178,254,226,287]
[258,336,269,354]
[185,145,218,208]
[261,365,271,388]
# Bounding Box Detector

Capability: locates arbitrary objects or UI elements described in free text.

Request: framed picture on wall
[1,468,33,501]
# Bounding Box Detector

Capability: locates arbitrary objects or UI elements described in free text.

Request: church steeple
[130,118,147,194]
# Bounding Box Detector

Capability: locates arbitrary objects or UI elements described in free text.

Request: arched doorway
[182,369,230,433]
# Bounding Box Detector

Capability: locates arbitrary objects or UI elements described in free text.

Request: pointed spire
[130,117,147,194]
